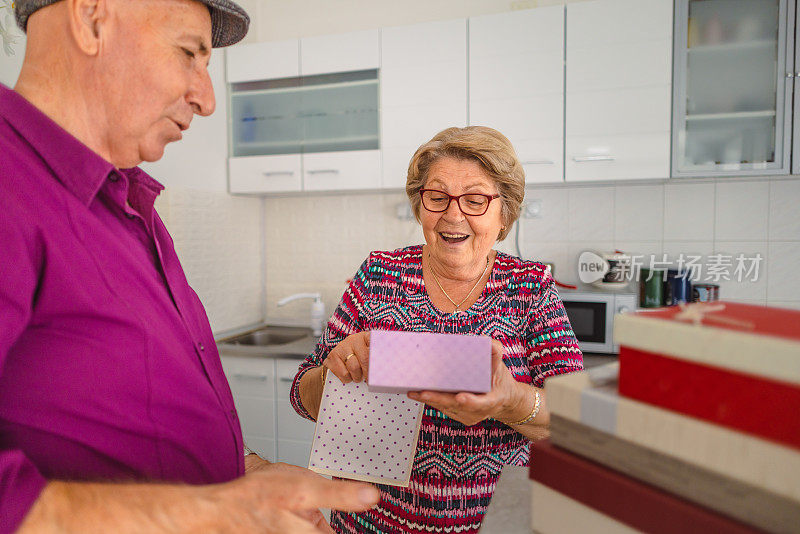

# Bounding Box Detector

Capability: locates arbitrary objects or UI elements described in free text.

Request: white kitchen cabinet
[220,355,277,462]
[301,29,379,76]
[226,39,300,83]
[227,31,381,194]
[469,7,565,184]
[228,154,302,193]
[276,359,315,467]
[674,0,790,176]
[565,0,673,181]
[220,355,317,467]
[380,19,468,188]
[303,150,381,191]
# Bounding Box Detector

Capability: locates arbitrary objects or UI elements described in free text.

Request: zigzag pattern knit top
[290,245,583,534]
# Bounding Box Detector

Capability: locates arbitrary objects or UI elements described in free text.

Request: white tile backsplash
[614,185,664,241]
[158,187,263,334]
[664,182,715,241]
[567,187,615,242]
[767,241,800,302]
[256,177,800,323]
[769,180,800,241]
[711,241,769,301]
[523,188,569,242]
[714,181,769,241]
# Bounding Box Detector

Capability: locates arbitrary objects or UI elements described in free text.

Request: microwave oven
[559,290,638,354]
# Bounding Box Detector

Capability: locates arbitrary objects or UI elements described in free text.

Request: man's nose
[189,65,216,117]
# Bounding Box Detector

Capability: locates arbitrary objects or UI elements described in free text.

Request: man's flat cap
[15,0,250,48]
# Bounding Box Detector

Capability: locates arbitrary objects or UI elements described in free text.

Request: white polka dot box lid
[367,330,492,394]
[308,372,424,487]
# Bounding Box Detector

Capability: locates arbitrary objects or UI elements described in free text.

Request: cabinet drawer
[234,394,275,438]
[221,355,276,398]
[277,439,313,468]
[229,155,302,194]
[565,132,670,181]
[303,150,381,191]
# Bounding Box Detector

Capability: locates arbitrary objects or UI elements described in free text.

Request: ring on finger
[344,353,356,362]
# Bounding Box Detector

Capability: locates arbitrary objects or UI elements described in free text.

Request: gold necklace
[428,253,491,314]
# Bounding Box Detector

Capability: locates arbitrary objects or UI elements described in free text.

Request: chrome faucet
[277,292,326,337]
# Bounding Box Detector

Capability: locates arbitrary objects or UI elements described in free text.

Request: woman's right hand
[322,331,370,383]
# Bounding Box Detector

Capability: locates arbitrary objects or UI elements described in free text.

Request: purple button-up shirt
[0,84,244,532]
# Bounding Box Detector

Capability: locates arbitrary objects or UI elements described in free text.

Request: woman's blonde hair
[405,126,525,241]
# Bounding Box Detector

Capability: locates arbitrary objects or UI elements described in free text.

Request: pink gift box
[367,330,492,394]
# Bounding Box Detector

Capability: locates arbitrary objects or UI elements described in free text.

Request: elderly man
[0,0,379,532]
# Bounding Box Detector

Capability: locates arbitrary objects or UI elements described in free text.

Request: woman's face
[420,157,504,276]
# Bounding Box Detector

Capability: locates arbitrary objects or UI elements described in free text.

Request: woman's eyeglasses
[419,189,500,216]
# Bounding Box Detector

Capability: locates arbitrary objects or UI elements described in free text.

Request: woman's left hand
[407,339,525,427]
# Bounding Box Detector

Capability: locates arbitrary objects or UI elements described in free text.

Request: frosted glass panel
[675,0,783,172]
[230,70,379,157]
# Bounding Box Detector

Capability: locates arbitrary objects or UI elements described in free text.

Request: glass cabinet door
[672,0,791,176]
[229,70,379,158]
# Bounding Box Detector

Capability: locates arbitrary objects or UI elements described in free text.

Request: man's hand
[18,470,379,534]
[215,469,378,533]
[242,456,338,532]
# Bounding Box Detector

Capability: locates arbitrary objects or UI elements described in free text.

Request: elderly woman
[290,126,583,533]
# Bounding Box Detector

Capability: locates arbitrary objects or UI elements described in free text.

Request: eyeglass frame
[418,188,501,216]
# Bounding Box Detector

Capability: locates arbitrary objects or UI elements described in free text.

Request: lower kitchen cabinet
[220,354,316,468]
[276,359,316,467]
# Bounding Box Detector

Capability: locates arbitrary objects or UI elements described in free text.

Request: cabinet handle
[522,160,554,165]
[233,372,269,381]
[572,155,616,162]
[263,171,294,177]
[279,377,294,383]
[307,169,340,175]
[787,73,795,79]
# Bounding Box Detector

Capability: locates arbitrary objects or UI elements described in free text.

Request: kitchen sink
[219,326,311,347]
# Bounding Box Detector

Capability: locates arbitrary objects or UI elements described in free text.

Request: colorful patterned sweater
[290,245,583,533]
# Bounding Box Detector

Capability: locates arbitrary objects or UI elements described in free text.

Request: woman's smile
[438,231,470,244]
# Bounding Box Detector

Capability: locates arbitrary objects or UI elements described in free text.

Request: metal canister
[639,268,665,308]
[665,269,693,305]
[692,283,720,302]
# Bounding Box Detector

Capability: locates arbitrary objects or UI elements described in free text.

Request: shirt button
[198,342,205,351]
[126,213,135,219]
[109,174,119,182]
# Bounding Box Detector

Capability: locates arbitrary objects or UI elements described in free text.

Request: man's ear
[66,0,108,55]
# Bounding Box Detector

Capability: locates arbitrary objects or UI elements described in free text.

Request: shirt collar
[0,83,164,207]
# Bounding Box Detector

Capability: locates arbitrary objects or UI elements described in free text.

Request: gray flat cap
[15,0,250,48]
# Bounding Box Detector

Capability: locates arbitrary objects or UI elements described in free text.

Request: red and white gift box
[614,301,800,450]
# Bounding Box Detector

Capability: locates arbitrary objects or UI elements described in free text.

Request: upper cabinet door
[469,7,565,184]
[380,19,468,189]
[566,0,673,181]
[300,29,379,76]
[226,39,300,83]
[674,0,790,177]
